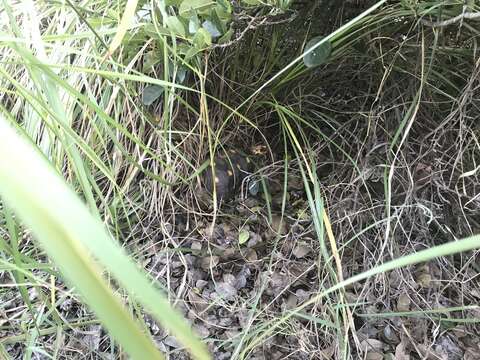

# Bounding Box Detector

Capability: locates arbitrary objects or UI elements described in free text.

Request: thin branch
[421,11,480,28]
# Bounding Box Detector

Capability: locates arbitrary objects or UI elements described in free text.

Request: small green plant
[139,0,293,104]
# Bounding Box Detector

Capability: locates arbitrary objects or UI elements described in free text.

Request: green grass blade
[0,118,210,359]
[0,118,164,358]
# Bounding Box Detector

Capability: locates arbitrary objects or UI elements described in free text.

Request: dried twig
[420,11,480,28]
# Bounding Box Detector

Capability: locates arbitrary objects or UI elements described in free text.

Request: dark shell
[202,151,253,200]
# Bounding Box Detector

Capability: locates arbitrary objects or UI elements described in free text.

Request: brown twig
[420,11,480,28]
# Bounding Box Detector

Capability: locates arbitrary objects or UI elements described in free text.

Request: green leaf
[185,46,202,60]
[193,27,212,47]
[142,85,164,105]
[217,0,231,12]
[177,43,192,56]
[242,0,262,5]
[303,36,332,68]
[218,28,233,44]
[179,0,214,17]
[202,20,221,38]
[215,3,232,21]
[188,13,201,34]
[238,230,250,245]
[165,16,186,36]
[105,0,139,57]
[185,46,201,59]
[210,7,227,33]
[86,17,117,27]
[176,67,188,83]
[142,50,160,72]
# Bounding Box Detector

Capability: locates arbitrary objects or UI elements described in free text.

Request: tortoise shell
[202,150,253,200]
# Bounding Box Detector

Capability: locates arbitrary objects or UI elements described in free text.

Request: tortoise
[202,149,254,200]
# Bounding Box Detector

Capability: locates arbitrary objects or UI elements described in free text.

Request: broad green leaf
[176,67,188,83]
[217,0,232,12]
[215,3,232,21]
[193,27,212,48]
[202,20,221,38]
[142,50,161,72]
[177,43,193,56]
[188,13,201,34]
[210,7,227,33]
[218,28,233,44]
[165,16,186,37]
[185,46,202,59]
[238,230,250,245]
[142,85,164,105]
[179,0,214,17]
[303,36,332,68]
[87,17,117,27]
